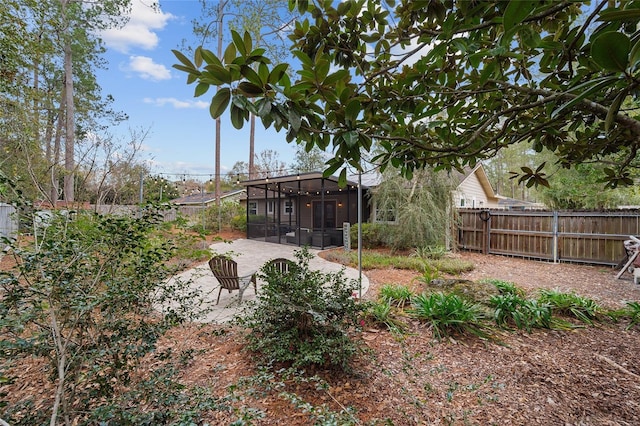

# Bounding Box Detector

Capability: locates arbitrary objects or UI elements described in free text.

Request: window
[374,201,397,224]
[285,200,294,214]
[460,198,465,207]
[267,201,274,214]
[248,202,257,215]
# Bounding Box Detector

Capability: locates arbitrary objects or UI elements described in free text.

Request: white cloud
[128,56,171,81]
[101,0,174,53]
[143,97,209,109]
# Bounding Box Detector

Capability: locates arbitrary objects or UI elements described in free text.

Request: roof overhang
[241,172,365,195]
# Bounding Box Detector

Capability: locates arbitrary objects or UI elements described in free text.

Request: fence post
[553,210,559,263]
[479,210,491,255]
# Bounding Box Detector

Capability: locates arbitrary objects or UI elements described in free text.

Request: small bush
[349,223,387,249]
[205,201,244,232]
[231,214,246,231]
[236,247,364,371]
[409,292,487,339]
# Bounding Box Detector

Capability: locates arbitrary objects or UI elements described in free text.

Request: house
[452,163,500,208]
[240,172,370,249]
[239,164,503,249]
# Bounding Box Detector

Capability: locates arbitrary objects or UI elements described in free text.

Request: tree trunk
[61,0,75,203]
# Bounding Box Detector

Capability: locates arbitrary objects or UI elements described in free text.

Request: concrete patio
[169,239,370,323]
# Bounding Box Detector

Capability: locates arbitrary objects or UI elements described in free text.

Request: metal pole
[358,172,362,298]
[201,181,205,232]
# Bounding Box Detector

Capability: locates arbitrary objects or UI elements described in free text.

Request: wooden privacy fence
[456,209,640,266]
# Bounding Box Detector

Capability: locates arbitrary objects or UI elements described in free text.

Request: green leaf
[629,38,640,68]
[240,65,263,86]
[194,82,209,97]
[230,104,244,129]
[194,46,203,68]
[479,61,496,84]
[238,82,264,96]
[258,63,269,87]
[231,30,246,56]
[591,31,631,72]
[343,131,358,148]
[209,88,230,119]
[323,159,342,178]
[605,89,628,131]
[345,99,361,124]
[243,31,253,54]
[268,64,289,84]
[597,9,640,22]
[204,65,232,84]
[224,42,237,64]
[173,64,199,75]
[552,77,617,118]
[503,1,536,31]
[256,98,271,117]
[200,48,222,67]
[172,49,196,69]
[289,108,302,132]
[324,69,350,86]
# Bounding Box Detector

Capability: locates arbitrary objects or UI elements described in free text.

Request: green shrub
[231,214,246,231]
[205,201,244,232]
[236,247,364,371]
[537,289,601,325]
[0,207,209,425]
[409,292,487,339]
[349,223,386,249]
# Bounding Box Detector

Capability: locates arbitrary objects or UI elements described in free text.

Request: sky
[96,0,298,181]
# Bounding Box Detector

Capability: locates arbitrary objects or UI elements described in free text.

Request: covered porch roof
[240,171,364,195]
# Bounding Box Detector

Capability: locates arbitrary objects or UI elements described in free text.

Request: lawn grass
[322,249,474,275]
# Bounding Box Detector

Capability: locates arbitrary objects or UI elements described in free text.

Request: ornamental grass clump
[537,288,602,325]
[623,301,640,329]
[409,292,487,339]
[236,247,364,371]
[490,293,553,332]
[364,300,409,334]
[379,284,414,308]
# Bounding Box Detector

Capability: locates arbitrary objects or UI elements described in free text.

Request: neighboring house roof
[454,163,499,204]
[171,189,245,205]
[496,195,545,210]
[350,164,498,197]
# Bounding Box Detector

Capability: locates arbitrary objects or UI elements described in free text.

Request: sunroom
[240,172,370,249]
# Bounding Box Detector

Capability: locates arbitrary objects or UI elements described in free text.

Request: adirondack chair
[208,255,257,305]
[264,257,297,275]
